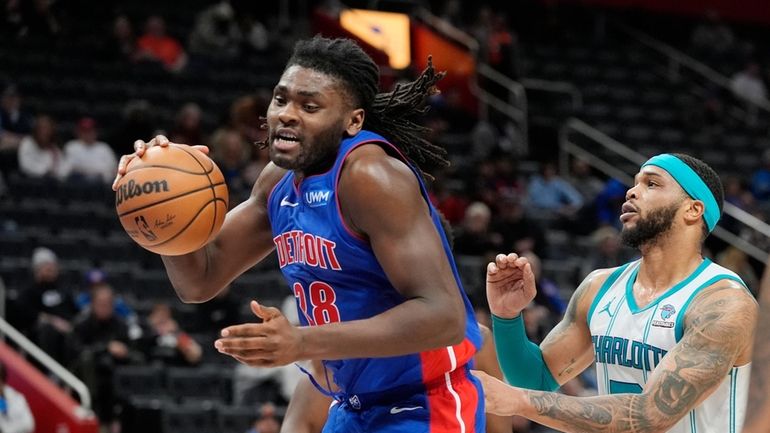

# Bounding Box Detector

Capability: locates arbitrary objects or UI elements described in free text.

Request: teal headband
[641,154,720,233]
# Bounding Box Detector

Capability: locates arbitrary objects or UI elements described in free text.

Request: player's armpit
[537,269,611,385]
[162,162,285,303]
[514,284,757,433]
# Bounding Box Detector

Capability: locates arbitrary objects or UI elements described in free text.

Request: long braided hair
[260,36,449,178]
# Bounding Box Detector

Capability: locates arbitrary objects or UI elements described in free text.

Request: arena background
[1,0,769,432]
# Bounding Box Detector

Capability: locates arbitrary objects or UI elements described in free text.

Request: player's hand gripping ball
[115,144,228,255]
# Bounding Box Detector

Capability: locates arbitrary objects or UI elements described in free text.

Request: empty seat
[165,367,232,404]
[218,405,258,433]
[113,365,165,401]
[162,402,219,433]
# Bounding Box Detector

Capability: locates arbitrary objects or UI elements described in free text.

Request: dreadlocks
[261,36,449,178]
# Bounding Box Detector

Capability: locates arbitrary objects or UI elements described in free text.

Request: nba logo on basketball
[305,190,331,207]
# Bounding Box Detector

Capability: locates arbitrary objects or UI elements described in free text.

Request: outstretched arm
[743,258,770,433]
[477,282,757,433]
[488,256,608,389]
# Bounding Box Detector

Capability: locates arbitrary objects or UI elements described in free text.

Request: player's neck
[638,234,703,293]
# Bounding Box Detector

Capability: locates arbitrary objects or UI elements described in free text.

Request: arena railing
[615,23,770,114]
[0,315,93,412]
[414,8,530,152]
[520,78,584,113]
[472,63,529,152]
[559,117,770,263]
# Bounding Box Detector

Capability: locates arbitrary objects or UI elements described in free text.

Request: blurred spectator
[211,128,251,200]
[140,303,202,366]
[454,201,501,257]
[438,0,464,28]
[191,285,241,334]
[751,149,770,201]
[1,0,25,39]
[595,178,627,229]
[15,247,78,364]
[100,15,137,63]
[243,143,271,186]
[486,15,521,80]
[580,226,637,278]
[730,62,767,124]
[0,362,34,433]
[716,246,759,295]
[567,158,604,204]
[15,0,60,40]
[136,15,188,73]
[61,117,117,184]
[524,251,567,317]
[189,1,242,58]
[18,115,65,179]
[526,161,584,217]
[75,269,142,341]
[432,180,469,226]
[72,283,138,426]
[491,195,546,258]
[107,99,157,154]
[690,10,735,59]
[230,92,270,144]
[237,15,269,54]
[170,103,205,145]
[0,85,33,143]
[245,402,280,433]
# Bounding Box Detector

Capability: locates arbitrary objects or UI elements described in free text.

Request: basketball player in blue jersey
[113,36,484,433]
[473,153,758,433]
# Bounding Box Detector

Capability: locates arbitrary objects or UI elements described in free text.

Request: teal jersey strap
[492,314,559,391]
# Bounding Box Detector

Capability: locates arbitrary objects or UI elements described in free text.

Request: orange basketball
[115,144,229,256]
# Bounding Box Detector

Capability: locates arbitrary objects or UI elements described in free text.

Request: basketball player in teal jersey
[474,153,758,433]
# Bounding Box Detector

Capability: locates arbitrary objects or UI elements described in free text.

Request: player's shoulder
[340,143,418,196]
[689,276,757,312]
[582,265,627,294]
[251,162,288,202]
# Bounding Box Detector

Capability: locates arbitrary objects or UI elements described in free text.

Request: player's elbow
[172,282,218,304]
[434,301,466,346]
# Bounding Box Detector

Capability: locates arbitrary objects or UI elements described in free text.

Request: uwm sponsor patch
[116,179,169,205]
[304,190,331,207]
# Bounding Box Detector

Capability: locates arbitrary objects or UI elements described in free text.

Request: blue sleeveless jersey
[267,130,482,397]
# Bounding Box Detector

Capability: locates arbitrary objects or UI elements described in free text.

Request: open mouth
[273,131,301,150]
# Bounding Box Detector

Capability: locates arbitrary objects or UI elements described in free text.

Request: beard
[621,202,680,249]
[269,122,344,172]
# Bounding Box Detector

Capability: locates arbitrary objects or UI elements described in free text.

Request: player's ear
[684,199,705,226]
[345,108,364,136]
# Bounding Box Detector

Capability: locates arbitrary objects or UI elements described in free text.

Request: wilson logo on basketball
[116,180,170,206]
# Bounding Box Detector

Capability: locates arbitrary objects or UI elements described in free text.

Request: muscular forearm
[744,289,770,432]
[520,390,668,433]
[299,297,465,360]
[493,315,559,391]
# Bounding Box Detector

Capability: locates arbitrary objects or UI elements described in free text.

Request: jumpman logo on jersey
[598,297,616,318]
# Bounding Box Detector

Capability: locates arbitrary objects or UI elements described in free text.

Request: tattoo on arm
[523,286,755,433]
[538,272,597,381]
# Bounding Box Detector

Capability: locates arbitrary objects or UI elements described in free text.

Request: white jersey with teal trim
[586,258,750,433]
